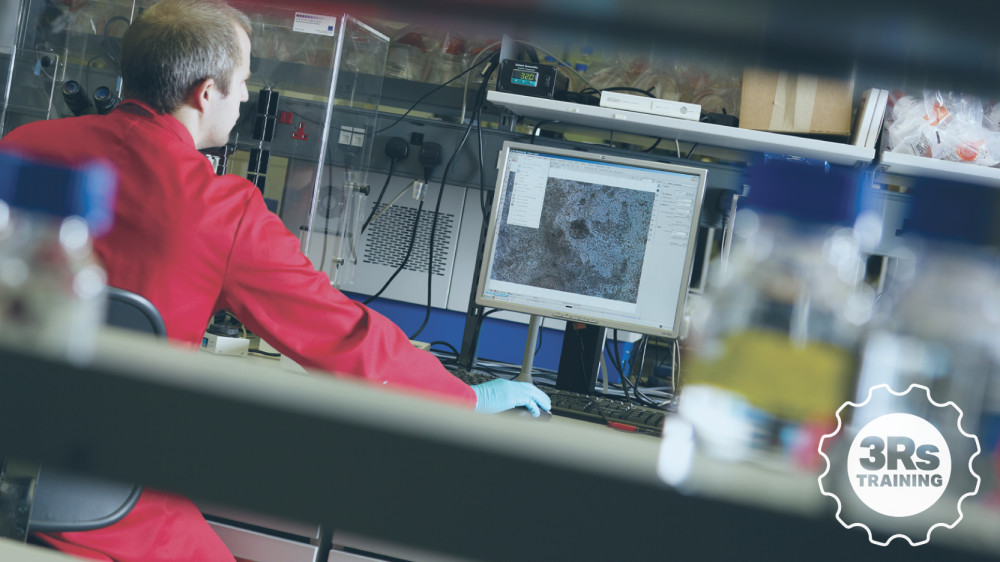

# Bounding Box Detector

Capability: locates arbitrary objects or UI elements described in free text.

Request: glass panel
[1,48,59,136]
[312,16,388,286]
[232,7,388,286]
[11,0,136,127]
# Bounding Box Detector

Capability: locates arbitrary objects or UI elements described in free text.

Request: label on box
[293,13,336,36]
[600,91,654,113]
[600,91,700,121]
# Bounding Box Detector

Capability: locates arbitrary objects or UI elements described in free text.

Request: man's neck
[170,105,207,149]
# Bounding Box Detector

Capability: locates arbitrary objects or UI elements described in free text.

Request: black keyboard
[449,368,669,436]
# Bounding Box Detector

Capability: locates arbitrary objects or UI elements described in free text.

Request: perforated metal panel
[361,205,454,276]
[339,171,467,308]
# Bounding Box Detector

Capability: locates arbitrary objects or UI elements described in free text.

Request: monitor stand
[514,315,543,383]
[555,323,607,395]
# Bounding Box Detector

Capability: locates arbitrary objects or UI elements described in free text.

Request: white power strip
[201,332,249,357]
[599,91,701,121]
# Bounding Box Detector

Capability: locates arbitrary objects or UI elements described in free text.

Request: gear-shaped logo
[818,383,980,546]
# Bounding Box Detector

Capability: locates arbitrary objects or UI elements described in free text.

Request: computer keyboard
[449,367,670,436]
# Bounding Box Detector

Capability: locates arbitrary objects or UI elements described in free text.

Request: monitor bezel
[475,140,708,339]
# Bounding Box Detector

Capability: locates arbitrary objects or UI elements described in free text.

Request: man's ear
[188,78,215,113]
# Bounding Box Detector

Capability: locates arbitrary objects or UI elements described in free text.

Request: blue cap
[905,177,1000,247]
[0,150,117,236]
[744,155,872,226]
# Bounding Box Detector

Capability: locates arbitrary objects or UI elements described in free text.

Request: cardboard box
[738,67,854,136]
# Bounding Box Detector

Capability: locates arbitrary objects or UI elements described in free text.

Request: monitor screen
[476,141,708,339]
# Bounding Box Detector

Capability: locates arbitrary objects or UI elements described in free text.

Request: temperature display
[511,69,539,87]
[496,60,560,99]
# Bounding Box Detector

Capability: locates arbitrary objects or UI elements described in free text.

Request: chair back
[106,287,167,337]
[27,287,163,533]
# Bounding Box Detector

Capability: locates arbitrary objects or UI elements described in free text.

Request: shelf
[877,151,1000,188]
[487,91,876,167]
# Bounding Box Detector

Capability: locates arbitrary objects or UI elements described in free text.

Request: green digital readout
[511,69,539,87]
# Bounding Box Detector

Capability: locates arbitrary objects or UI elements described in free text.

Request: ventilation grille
[363,205,455,276]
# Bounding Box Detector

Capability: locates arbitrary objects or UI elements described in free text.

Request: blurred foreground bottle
[678,157,878,463]
[0,151,116,361]
[850,178,1000,498]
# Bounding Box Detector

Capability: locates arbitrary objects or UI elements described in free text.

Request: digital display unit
[476,141,707,340]
[495,60,560,98]
[510,69,539,87]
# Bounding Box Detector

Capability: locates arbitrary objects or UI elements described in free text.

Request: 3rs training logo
[818,384,980,546]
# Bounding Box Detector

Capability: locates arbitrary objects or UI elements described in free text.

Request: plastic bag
[884,90,1000,167]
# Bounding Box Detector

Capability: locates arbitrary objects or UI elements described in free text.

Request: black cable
[84,54,103,99]
[653,338,672,387]
[363,199,424,305]
[429,340,460,356]
[104,16,130,39]
[579,86,655,97]
[609,331,658,407]
[363,137,410,234]
[376,56,493,134]
[463,59,503,342]
[101,15,130,69]
[630,338,661,407]
[468,305,501,363]
[360,158,396,234]
[643,138,662,153]
[409,53,499,340]
[529,120,561,144]
[609,330,632,404]
[477,97,491,218]
[631,336,652,403]
[609,330,625,373]
[474,364,510,378]
[476,307,499,336]
[534,317,545,356]
[317,175,335,272]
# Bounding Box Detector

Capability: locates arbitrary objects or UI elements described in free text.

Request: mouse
[503,407,553,421]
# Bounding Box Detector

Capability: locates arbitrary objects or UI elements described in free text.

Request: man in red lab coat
[0,0,548,559]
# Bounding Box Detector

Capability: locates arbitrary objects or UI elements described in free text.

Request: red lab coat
[1,100,475,561]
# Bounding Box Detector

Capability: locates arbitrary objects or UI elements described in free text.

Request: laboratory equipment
[0,149,115,360]
[476,140,707,390]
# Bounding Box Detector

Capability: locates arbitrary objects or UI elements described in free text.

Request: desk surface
[1,329,998,561]
[0,538,83,561]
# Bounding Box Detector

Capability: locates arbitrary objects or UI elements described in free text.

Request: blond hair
[121,0,251,113]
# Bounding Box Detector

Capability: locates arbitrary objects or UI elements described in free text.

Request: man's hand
[472,378,552,417]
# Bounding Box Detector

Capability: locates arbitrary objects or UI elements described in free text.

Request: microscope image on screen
[490,172,654,304]
[477,141,708,340]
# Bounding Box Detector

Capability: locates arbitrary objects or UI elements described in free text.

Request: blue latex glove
[472,378,552,417]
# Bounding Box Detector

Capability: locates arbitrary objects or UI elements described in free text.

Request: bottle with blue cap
[0,150,116,360]
[676,155,880,464]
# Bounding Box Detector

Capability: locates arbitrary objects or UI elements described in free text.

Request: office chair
[24,287,165,534]
[104,287,167,338]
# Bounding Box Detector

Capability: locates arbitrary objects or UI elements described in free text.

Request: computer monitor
[476,141,708,346]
